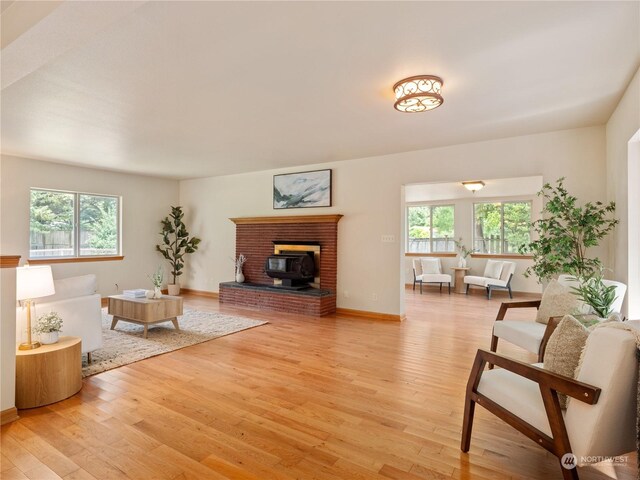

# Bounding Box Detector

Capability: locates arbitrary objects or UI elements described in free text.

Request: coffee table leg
[171,318,180,332]
[143,325,148,339]
[110,317,119,330]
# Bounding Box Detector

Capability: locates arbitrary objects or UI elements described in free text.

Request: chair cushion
[420,274,451,283]
[412,258,423,276]
[483,260,504,279]
[543,315,589,408]
[493,320,547,353]
[565,325,638,461]
[464,275,508,288]
[535,279,578,324]
[38,274,98,303]
[421,258,441,274]
[499,262,516,282]
[477,366,552,437]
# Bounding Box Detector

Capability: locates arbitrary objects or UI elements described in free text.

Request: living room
[1,2,639,479]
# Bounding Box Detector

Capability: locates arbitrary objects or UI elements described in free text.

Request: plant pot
[167,284,180,296]
[235,271,245,283]
[154,286,164,299]
[458,255,467,268]
[40,331,59,345]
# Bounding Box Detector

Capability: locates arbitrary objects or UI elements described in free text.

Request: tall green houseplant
[156,206,201,293]
[520,178,618,281]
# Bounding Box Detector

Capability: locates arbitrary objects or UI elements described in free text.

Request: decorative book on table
[123,289,146,298]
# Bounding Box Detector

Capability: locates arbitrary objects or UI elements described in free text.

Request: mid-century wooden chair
[461,325,637,480]
[491,275,628,363]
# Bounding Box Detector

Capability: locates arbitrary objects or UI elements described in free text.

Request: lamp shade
[16,265,55,301]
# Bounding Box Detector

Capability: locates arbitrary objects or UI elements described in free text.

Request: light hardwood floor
[1,288,637,480]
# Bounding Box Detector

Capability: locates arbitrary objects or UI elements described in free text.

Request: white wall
[606,65,640,317]
[0,155,180,295]
[180,126,608,315]
[403,192,544,293]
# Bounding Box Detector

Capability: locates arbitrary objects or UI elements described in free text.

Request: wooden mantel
[230,214,343,225]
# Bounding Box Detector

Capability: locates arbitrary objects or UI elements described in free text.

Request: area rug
[82,308,267,377]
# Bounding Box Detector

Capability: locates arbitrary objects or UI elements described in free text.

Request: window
[473,201,531,254]
[407,204,455,253]
[30,189,120,258]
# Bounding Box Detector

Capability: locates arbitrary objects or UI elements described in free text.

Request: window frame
[29,188,122,260]
[472,200,532,255]
[406,203,456,254]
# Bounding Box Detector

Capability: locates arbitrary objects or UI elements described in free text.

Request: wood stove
[266,241,320,289]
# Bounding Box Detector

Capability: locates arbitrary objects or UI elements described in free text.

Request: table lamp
[16,265,55,350]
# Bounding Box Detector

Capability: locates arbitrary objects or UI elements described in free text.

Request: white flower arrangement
[34,312,63,334]
[233,254,247,273]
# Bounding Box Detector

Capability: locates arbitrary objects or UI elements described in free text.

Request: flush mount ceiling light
[393,75,444,113]
[462,181,485,192]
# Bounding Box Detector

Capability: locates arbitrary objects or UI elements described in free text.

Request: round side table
[450,267,471,294]
[15,336,82,409]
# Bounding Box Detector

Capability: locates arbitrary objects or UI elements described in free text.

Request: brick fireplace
[219,214,342,316]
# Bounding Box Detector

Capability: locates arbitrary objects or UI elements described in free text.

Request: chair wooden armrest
[469,349,600,404]
[495,299,542,321]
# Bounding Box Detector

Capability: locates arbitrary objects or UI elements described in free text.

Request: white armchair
[17,274,103,362]
[464,260,516,299]
[412,258,451,294]
[462,325,637,480]
[491,276,627,362]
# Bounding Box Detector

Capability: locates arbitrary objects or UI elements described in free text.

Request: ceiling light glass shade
[393,75,444,113]
[462,181,486,192]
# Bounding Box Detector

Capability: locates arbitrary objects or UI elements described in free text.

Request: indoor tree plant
[156,206,201,295]
[34,312,63,345]
[520,177,618,280]
[520,178,619,317]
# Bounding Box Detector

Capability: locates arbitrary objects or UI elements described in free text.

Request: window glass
[30,190,75,258]
[79,194,119,256]
[407,205,455,253]
[474,201,531,254]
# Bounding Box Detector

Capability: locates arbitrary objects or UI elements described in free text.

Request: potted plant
[34,312,63,345]
[156,206,201,295]
[455,238,475,268]
[520,178,618,280]
[147,266,164,299]
[569,270,618,318]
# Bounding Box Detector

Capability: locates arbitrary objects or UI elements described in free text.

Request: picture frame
[273,169,332,209]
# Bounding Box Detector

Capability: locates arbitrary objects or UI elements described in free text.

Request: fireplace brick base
[219,282,336,316]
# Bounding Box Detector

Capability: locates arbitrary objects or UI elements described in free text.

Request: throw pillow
[543,315,590,408]
[535,279,578,325]
[421,258,441,275]
[483,260,504,279]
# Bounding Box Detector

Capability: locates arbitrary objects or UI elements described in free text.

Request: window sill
[28,256,124,265]
[405,252,457,258]
[471,253,533,260]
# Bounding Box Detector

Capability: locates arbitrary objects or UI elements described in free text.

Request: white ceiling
[405,176,543,203]
[1,1,639,180]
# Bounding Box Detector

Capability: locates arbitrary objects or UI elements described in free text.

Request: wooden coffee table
[108,295,184,338]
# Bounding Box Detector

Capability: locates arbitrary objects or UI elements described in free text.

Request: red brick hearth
[220,215,342,316]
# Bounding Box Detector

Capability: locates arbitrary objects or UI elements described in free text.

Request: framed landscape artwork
[273,169,332,209]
